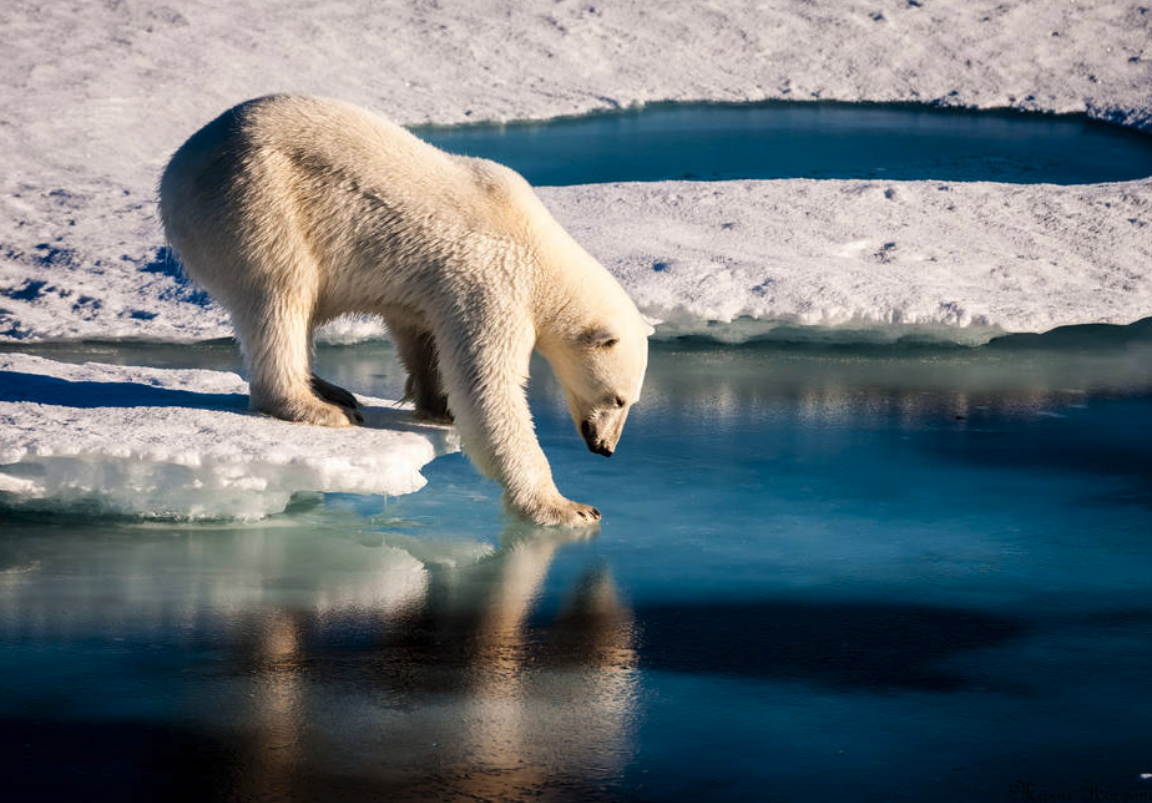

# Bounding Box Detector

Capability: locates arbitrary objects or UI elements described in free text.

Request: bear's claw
[310,374,361,409]
[513,495,602,527]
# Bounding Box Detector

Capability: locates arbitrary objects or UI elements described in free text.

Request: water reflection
[0,520,637,801]
[532,340,1152,434]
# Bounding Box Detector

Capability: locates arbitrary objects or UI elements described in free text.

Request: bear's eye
[614,396,626,408]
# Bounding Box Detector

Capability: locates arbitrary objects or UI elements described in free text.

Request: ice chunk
[0,354,458,520]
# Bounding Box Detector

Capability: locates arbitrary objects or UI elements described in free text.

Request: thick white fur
[159,95,651,526]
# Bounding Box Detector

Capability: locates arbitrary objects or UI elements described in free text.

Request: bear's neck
[532,241,622,351]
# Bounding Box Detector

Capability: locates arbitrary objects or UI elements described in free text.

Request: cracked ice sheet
[0,354,459,520]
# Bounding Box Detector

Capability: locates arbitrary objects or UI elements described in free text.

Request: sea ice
[542,178,1152,343]
[0,0,1148,344]
[0,354,459,520]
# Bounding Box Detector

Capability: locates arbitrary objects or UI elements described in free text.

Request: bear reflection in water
[0,523,637,801]
[230,529,638,802]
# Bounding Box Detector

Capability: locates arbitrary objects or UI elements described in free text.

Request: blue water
[3,337,1151,802]
[416,102,1152,185]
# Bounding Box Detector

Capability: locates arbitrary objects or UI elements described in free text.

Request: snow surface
[1,0,1150,343]
[4,177,1150,345]
[544,178,1152,342]
[0,354,459,519]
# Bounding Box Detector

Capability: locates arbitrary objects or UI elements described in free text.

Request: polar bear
[159,95,651,527]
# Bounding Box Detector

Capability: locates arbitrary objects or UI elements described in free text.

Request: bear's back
[163,96,545,248]
[163,96,451,214]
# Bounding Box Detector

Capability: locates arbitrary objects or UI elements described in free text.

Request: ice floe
[0,354,458,520]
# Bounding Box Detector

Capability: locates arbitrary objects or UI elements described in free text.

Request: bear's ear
[578,326,619,349]
[640,314,658,338]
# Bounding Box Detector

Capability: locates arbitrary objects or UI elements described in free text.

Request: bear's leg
[236,293,361,427]
[434,327,601,527]
[389,322,452,422]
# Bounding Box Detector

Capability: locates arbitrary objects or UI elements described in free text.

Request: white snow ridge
[0,354,459,520]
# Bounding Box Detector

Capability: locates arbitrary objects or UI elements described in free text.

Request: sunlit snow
[0,354,459,519]
[0,0,1149,344]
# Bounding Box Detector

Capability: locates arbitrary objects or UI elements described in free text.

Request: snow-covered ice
[544,178,1152,342]
[4,177,1150,346]
[0,354,459,519]
[0,0,1149,343]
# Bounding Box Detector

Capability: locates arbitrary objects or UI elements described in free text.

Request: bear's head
[548,318,652,458]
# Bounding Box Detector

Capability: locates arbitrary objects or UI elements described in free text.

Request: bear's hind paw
[310,374,360,409]
[257,395,362,427]
[412,407,454,425]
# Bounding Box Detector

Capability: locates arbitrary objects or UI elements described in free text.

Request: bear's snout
[581,420,614,457]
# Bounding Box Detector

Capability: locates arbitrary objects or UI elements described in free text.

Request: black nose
[581,420,613,457]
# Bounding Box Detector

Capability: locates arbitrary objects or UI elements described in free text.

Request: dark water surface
[2,337,1152,801]
[415,102,1152,185]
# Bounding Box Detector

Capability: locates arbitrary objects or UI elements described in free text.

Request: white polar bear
[159,95,651,527]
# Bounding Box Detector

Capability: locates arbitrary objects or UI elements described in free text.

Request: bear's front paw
[514,494,602,528]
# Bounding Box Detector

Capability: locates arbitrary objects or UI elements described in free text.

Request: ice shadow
[138,246,212,307]
[633,597,1027,692]
[0,370,443,435]
[358,404,454,435]
[653,315,1152,354]
[986,316,1152,350]
[0,370,248,410]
